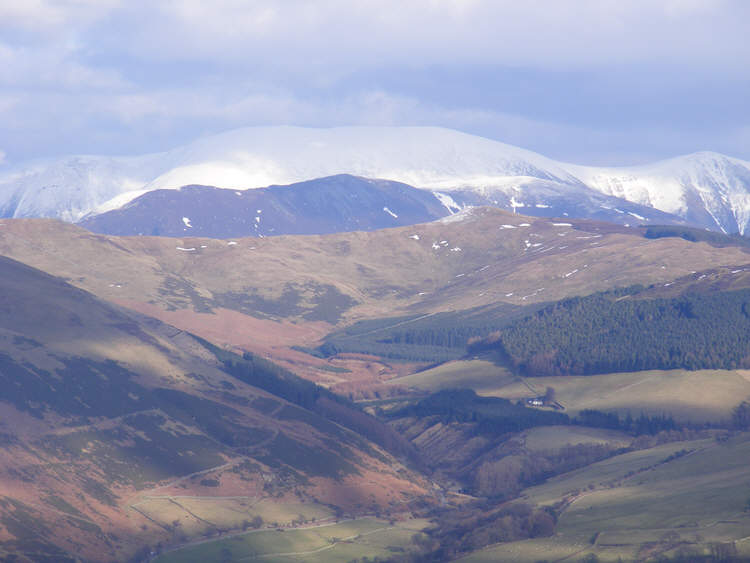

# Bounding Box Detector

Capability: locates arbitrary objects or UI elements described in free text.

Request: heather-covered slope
[0,256,430,561]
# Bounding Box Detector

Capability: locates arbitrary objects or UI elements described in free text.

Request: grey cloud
[1,0,749,166]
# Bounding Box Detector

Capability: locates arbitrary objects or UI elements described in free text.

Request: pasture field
[155,517,425,563]
[397,360,750,423]
[132,496,335,538]
[390,359,516,394]
[522,425,632,451]
[458,433,750,562]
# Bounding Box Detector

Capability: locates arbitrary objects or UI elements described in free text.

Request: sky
[1,0,749,166]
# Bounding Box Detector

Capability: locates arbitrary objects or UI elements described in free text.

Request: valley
[1,206,750,561]
[5,2,750,560]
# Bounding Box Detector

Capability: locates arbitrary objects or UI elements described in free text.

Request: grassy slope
[459,433,750,562]
[398,359,750,423]
[2,210,749,333]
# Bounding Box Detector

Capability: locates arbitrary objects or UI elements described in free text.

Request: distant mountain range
[78,173,687,238]
[2,126,750,233]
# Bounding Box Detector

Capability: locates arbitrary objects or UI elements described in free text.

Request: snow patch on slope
[433,191,462,214]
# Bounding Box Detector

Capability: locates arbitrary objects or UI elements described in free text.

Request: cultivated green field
[458,433,750,562]
[396,360,750,423]
[155,518,426,562]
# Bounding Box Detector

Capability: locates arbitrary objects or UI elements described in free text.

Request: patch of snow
[409,234,420,240]
[500,224,517,229]
[432,242,440,250]
[450,247,462,252]
[535,203,551,208]
[182,216,192,228]
[235,191,242,196]
[505,293,514,297]
[227,241,238,246]
[176,246,196,252]
[255,216,261,223]
[564,269,579,278]
[519,223,531,227]
[433,191,462,214]
[628,211,646,220]
[552,222,572,227]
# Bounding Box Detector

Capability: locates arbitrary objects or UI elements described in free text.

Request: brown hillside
[0,256,432,562]
[1,208,749,376]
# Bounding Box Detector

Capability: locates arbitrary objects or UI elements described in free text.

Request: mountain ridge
[1,126,750,232]
[78,173,689,238]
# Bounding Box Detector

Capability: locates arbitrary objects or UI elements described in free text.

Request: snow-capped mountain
[1,126,749,233]
[565,152,750,234]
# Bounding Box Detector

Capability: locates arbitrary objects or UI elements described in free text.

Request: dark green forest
[643,224,750,247]
[316,302,538,362]
[483,287,750,376]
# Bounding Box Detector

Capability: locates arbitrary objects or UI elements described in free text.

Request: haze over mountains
[2,126,750,234]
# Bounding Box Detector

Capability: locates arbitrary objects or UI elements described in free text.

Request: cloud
[82,0,749,72]
[0,0,119,34]
[0,0,749,164]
